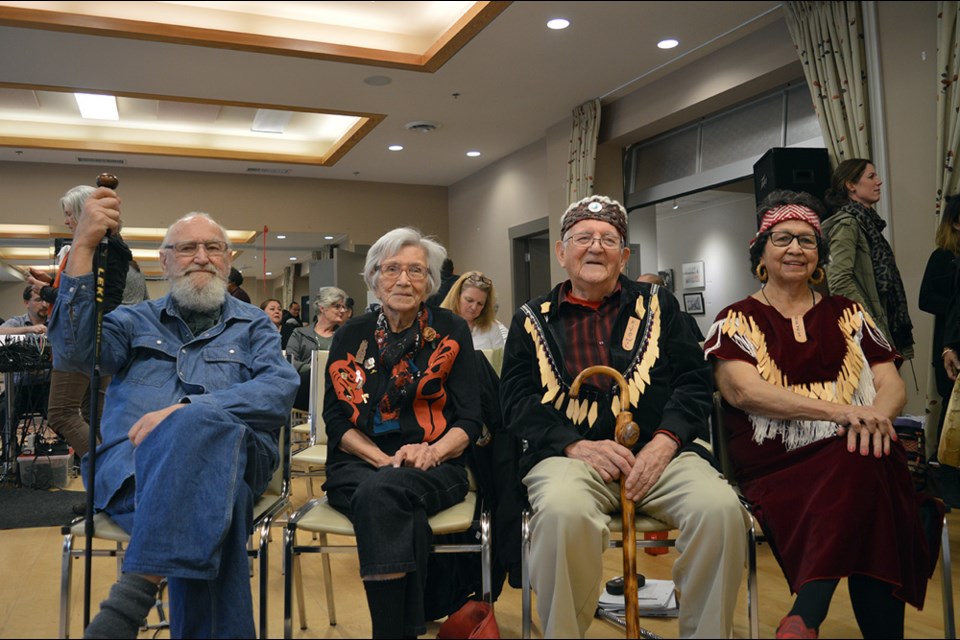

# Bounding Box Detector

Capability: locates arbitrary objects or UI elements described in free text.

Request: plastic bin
[18,449,73,490]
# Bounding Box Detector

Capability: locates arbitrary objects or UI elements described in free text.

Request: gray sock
[83,573,159,639]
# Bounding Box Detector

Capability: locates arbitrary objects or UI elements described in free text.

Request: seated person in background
[323,227,481,638]
[440,271,510,349]
[288,286,348,410]
[705,190,941,639]
[121,259,149,305]
[280,300,303,350]
[48,188,298,638]
[636,272,705,341]
[227,267,251,303]
[0,285,53,431]
[344,297,355,320]
[500,195,747,639]
[259,298,283,332]
[0,285,49,336]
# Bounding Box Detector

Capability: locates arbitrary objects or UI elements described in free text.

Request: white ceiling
[0,1,785,280]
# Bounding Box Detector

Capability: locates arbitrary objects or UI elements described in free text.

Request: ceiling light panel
[74,93,118,120]
[251,109,293,134]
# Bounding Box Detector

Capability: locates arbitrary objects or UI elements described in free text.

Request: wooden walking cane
[570,365,641,639]
[83,172,117,628]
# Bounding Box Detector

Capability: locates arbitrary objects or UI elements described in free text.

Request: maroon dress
[704,295,940,607]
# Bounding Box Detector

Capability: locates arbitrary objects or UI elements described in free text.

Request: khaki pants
[46,368,108,458]
[524,452,749,638]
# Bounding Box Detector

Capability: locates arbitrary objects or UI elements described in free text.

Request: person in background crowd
[288,286,348,410]
[822,159,915,359]
[0,286,53,437]
[707,190,940,639]
[426,257,458,306]
[228,267,251,304]
[500,195,747,638]
[121,259,149,305]
[344,297,355,321]
[259,298,283,332]
[440,270,509,349]
[48,192,298,638]
[280,300,303,351]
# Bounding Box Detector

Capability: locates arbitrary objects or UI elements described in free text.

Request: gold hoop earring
[755,264,768,283]
[809,267,825,286]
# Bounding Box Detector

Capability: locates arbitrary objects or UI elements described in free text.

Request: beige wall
[0,162,449,318]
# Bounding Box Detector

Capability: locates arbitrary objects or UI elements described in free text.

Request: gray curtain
[785,1,871,166]
[938,1,960,210]
[567,98,601,204]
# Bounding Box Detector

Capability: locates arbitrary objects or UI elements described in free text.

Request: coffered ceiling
[0,0,784,281]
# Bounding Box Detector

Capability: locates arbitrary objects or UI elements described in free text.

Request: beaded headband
[750,203,822,246]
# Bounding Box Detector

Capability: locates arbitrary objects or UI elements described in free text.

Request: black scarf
[846,200,915,356]
[374,306,426,418]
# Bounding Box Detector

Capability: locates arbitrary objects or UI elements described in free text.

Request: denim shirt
[48,271,300,508]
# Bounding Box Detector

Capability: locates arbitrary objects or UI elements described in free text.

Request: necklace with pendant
[761,286,816,343]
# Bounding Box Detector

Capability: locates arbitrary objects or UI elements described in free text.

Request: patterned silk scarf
[374,305,427,420]
[846,200,915,357]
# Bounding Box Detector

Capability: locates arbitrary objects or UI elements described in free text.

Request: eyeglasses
[376,262,429,281]
[564,233,623,250]
[768,231,818,250]
[163,240,229,257]
[465,273,492,288]
[330,303,347,310]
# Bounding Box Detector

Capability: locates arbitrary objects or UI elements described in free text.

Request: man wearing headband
[500,195,748,638]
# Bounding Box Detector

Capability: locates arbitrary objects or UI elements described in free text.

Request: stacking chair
[710,392,956,639]
[282,468,492,638]
[58,423,291,639]
[289,349,329,498]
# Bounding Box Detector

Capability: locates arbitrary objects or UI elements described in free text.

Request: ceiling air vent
[77,157,125,165]
[246,167,291,175]
[405,121,440,133]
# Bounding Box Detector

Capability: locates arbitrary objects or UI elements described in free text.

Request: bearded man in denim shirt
[48,185,299,639]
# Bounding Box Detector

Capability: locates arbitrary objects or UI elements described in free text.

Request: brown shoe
[776,615,818,639]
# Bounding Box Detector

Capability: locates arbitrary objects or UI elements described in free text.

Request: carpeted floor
[0,486,84,529]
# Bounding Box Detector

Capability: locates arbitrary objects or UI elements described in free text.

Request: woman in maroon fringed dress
[705,190,942,639]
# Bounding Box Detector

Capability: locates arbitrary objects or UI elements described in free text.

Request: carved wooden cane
[570,365,641,639]
[83,172,117,627]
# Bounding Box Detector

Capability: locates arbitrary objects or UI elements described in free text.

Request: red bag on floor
[436,599,500,639]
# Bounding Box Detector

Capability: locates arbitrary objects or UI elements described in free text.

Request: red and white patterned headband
[750,204,822,246]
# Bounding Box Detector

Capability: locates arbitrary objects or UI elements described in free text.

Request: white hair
[362,227,446,295]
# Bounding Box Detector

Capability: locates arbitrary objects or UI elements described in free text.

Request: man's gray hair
[362,227,446,295]
[160,212,232,249]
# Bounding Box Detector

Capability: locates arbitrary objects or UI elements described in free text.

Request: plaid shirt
[557,281,621,391]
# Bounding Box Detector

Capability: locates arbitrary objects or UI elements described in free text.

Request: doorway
[510,217,552,311]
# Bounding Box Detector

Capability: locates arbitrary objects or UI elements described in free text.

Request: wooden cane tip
[96,173,119,189]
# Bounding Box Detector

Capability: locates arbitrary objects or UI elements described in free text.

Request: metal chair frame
[58,422,292,639]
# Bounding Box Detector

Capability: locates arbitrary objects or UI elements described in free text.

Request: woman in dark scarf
[822,158,915,359]
[321,227,482,638]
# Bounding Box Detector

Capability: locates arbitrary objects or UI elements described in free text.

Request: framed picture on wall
[682,261,705,288]
[683,292,705,315]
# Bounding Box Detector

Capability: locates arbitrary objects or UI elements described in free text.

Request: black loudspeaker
[753,147,831,207]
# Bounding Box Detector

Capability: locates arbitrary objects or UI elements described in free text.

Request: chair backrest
[479,347,503,376]
[711,391,737,484]
[261,421,291,504]
[308,349,330,446]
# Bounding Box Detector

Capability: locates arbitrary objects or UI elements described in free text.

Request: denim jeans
[104,403,277,639]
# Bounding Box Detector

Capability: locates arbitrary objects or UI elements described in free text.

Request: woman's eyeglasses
[377,262,428,281]
[767,231,818,250]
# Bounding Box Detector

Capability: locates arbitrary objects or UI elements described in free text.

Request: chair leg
[320,533,337,626]
[521,509,532,640]
[258,522,270,640]
[59,532,74,639]
[941,514,956,640]
[294,552,307,630]
[480,509,492,602]
[282,526,295,640]
[746,517,759,639]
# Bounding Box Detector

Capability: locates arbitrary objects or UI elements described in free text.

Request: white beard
[169,268,228,312]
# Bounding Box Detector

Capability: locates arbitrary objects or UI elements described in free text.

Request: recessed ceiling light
[658,39,679,49]
[324,235,334,240]
[363,75,393,86]
[74,93,118,120]
[466,150,481,157]
[547,18,570,30]
[289,256,297,261]
[276,234,286,239]
[388,144,404,151]
[265,272,273,276]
